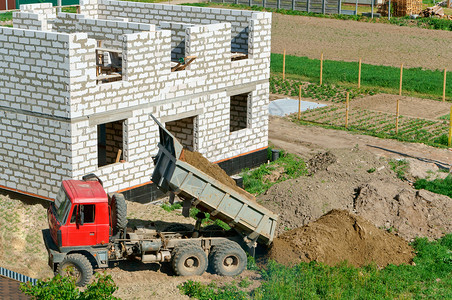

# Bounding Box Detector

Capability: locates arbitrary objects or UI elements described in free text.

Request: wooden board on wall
[0,0,17,10]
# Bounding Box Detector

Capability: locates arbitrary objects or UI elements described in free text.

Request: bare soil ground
[269,115,452,170]
[272,13,452,70]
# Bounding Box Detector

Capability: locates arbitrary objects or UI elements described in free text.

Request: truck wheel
[111,193,128,230]
[172,244,208,276]
[212,242,247,276]
[56,253,93,287]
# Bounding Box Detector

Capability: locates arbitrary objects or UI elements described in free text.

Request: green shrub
[242,152,307,195]
[414,175,452,198]
[179,280,249,300]
[20,272,119,300]
[388,159,409,179]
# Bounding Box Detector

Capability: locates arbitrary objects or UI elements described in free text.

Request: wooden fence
[209,0,342,14]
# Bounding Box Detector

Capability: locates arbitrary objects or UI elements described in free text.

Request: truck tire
[211,242,247,276]
[111,193,127,231]
[56,253,93,287]
[172,244,208,276]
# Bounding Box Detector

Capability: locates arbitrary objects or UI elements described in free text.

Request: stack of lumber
[420,5,445,17]
[378,0,422,16]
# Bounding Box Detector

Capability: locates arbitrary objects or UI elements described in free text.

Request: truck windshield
[54,187,72,224]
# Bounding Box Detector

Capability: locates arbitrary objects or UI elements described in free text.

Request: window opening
[96,44,122,84]
[230,92,249,132]
[98,120,124,167]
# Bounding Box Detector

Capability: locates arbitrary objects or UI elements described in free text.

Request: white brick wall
[0,1,271,199]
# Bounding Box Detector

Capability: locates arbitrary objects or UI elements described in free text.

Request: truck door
[66,204,97,246]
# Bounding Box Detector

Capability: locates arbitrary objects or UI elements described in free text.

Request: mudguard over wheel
[172,244,208,276]
[110,193,127,231]
[56,253,93,287]
[211,242,247,276]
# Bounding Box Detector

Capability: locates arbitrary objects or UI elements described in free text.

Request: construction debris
[420,5,445,17]
[378,0,422,17]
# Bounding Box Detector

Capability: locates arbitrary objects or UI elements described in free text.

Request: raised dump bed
[151,115,278,246]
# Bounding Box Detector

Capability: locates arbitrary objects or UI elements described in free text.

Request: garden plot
[298,105,450,146]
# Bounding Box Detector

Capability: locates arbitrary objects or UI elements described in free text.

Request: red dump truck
[42,115,277,286]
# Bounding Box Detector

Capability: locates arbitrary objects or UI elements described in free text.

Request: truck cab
[48,176,110,249]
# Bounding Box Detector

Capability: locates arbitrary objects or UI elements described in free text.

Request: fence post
[235,0,238,4]
[283,49,286,81]
[320,52,323,85]
[358,57,362,89]
[345,92,350,129]
[338,0,342,14]
[443,68,447,102]
[388,0,391,20]
[395,99,400,134]
[449,106,452,147]
[263,0,266,8]
[307,0,310,13]
[277,0,281,9]
[292,0,296,11]
[371,0,374,18]
[399,63,403,96]
[249,0,252,6]
[355,0,358,15]
[322,0,326,14]
[298,85,302,120]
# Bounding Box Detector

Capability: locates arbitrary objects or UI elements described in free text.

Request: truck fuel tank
[140,240,162,252]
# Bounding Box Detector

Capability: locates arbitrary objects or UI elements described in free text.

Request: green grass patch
[388,159,409,180]
[270,75,377,103]
[0,11,12,22]
[242,151,307,195]
[161,202,182,212]
[414,175,452,197]
[179,234,452,299]
[439,113,450,120]
[271,54,452,100]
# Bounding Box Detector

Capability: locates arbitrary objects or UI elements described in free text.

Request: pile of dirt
[354,181,452,241]
[307,151,337,174]
[182,150,255,201]
[258,148,452,241]
[258,148,396,235]
[268,210,414,267]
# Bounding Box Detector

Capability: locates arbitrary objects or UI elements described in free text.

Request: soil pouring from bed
[268,209,415,267]
[181,149,255,201]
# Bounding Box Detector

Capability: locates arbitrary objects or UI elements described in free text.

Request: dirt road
[271,13,452,70]
[269,116,452,169]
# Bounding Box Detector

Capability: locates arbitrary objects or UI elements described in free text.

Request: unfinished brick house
[0,0,271,201]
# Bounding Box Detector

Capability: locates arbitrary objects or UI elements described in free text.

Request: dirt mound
[354,181,452,241]
[307,151,337,174]
[258,148,452,241]
[182,150,255,201]
[258,148,396,234]
[268,210,414,267]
